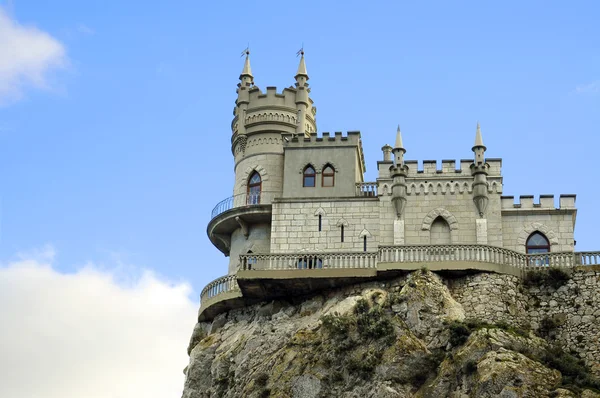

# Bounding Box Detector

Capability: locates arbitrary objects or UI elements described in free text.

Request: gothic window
[247,172,261,204]
[297,256,323,269]
[322,164,335,187]
[526,232,550,254]
[246,250,256,269]
[303,165,316,187]
[430,217,451,244]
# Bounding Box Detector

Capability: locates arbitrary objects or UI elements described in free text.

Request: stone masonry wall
[448,269,600,376]
[270,199,380,253]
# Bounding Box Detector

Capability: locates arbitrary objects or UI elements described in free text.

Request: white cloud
[0,7,67,105]
[575,80,600,95]
[0,247,197,398]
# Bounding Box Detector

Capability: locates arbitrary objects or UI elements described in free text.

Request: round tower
[390,126,408,218]
[208,52,318,274]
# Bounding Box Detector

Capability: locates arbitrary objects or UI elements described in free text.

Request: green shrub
[463,360,478,375]
[448,321,471,346]
[320,313,352,339]
[524,267,570,289]
[542,346,600,391]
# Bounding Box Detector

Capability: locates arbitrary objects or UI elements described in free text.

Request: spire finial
[295,46,309,81]
[473,121,485,149]
[394,125,404,149]
[240,46,253,79]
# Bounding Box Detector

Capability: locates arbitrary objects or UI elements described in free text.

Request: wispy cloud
[0,7,68,105]
[0,245,197,398]
[76,23,94,35]
[575,80,600,95]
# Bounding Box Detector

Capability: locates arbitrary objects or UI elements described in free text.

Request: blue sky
[0,2,599,395]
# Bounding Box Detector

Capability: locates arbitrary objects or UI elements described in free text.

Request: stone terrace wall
[448,269,600,376]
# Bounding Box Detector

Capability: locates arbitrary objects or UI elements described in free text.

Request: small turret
[470,122,490,217]
[390,125,409,218]
[392,125,406,166]
[472,122,486,165]
[295,50,311,137]
[235,50,254,136]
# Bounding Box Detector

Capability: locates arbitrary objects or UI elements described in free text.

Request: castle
[199,51,597,321]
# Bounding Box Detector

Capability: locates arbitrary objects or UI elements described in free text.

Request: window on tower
[247,171,261,204]
[322,164,335,187]
[303,165,316,187]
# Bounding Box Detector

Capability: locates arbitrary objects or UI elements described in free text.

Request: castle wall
[228,224,271,274]
[270,198,380,253]
[448,269,600,376]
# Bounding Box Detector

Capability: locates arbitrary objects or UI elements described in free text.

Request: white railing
[379,244,527,268]
[239,252,378,271]
[356,182,378,197]
[577,251,600,266]
[200,274,239,304]
[210,191,278,219]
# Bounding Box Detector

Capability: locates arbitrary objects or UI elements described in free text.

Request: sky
[0,1,599,396]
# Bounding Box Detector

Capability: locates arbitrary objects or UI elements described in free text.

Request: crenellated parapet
[501,194,576,211]
[283,131,366,173]
[400,158,502,178]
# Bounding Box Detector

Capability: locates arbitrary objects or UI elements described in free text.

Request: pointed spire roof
[295,50,309,80]
[394,125,404,149]
[240,50,253,78]
[473,122,486,149]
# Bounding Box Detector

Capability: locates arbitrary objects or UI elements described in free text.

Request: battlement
[400,158,502,177]
[501,194,576,210]
[284,131,362,146]
[283,131,366,174]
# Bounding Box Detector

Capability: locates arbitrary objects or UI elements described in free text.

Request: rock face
[182,270,600,398]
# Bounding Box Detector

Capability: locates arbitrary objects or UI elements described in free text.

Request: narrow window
[341,225,344,242]
[303,165,316,187]
[247,172,261,204]
[322,164,335,187]
[318,214,322,231]
[363,236,367,252]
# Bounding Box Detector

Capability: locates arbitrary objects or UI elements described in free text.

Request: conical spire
[394,125,404,149]
[240,50,253,79]
[295,50,309,80]
[473,122,486,149]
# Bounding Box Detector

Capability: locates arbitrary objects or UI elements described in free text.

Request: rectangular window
[363,236,367,252]
[318,215,322,231]
[304,176,315,187]
[341,225,344,242]
[322,176,334,187]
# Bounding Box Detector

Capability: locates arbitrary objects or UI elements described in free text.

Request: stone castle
[200,51,597,322]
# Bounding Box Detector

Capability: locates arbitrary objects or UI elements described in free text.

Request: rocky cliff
[182,269,600,397]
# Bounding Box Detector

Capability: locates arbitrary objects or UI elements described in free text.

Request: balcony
[207,191,278,255]
[198,245,600,321]
[356,182,378,197]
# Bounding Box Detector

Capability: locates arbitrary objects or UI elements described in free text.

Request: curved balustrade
[210,191,278,219]
[200,274,239,304]
[239,252,378,271]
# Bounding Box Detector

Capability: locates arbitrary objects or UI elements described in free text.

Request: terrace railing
[210,191,278,219]
[239,252,378,271]
[356,182,378,197]
[200,274,240,304]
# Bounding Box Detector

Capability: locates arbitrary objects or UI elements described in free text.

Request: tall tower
[209,52,318,273]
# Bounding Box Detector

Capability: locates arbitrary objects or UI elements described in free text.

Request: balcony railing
[200,274,240,304]
[239,252,378,271]
[200,246,600,307]
[210,191,278,219]
[356,182,378,197]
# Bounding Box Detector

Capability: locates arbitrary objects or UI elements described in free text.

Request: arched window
[430,216,451,244]
[247,172,261,204]
[322,164,335,187]
[526,232,550,254]
[303,165,316,187]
